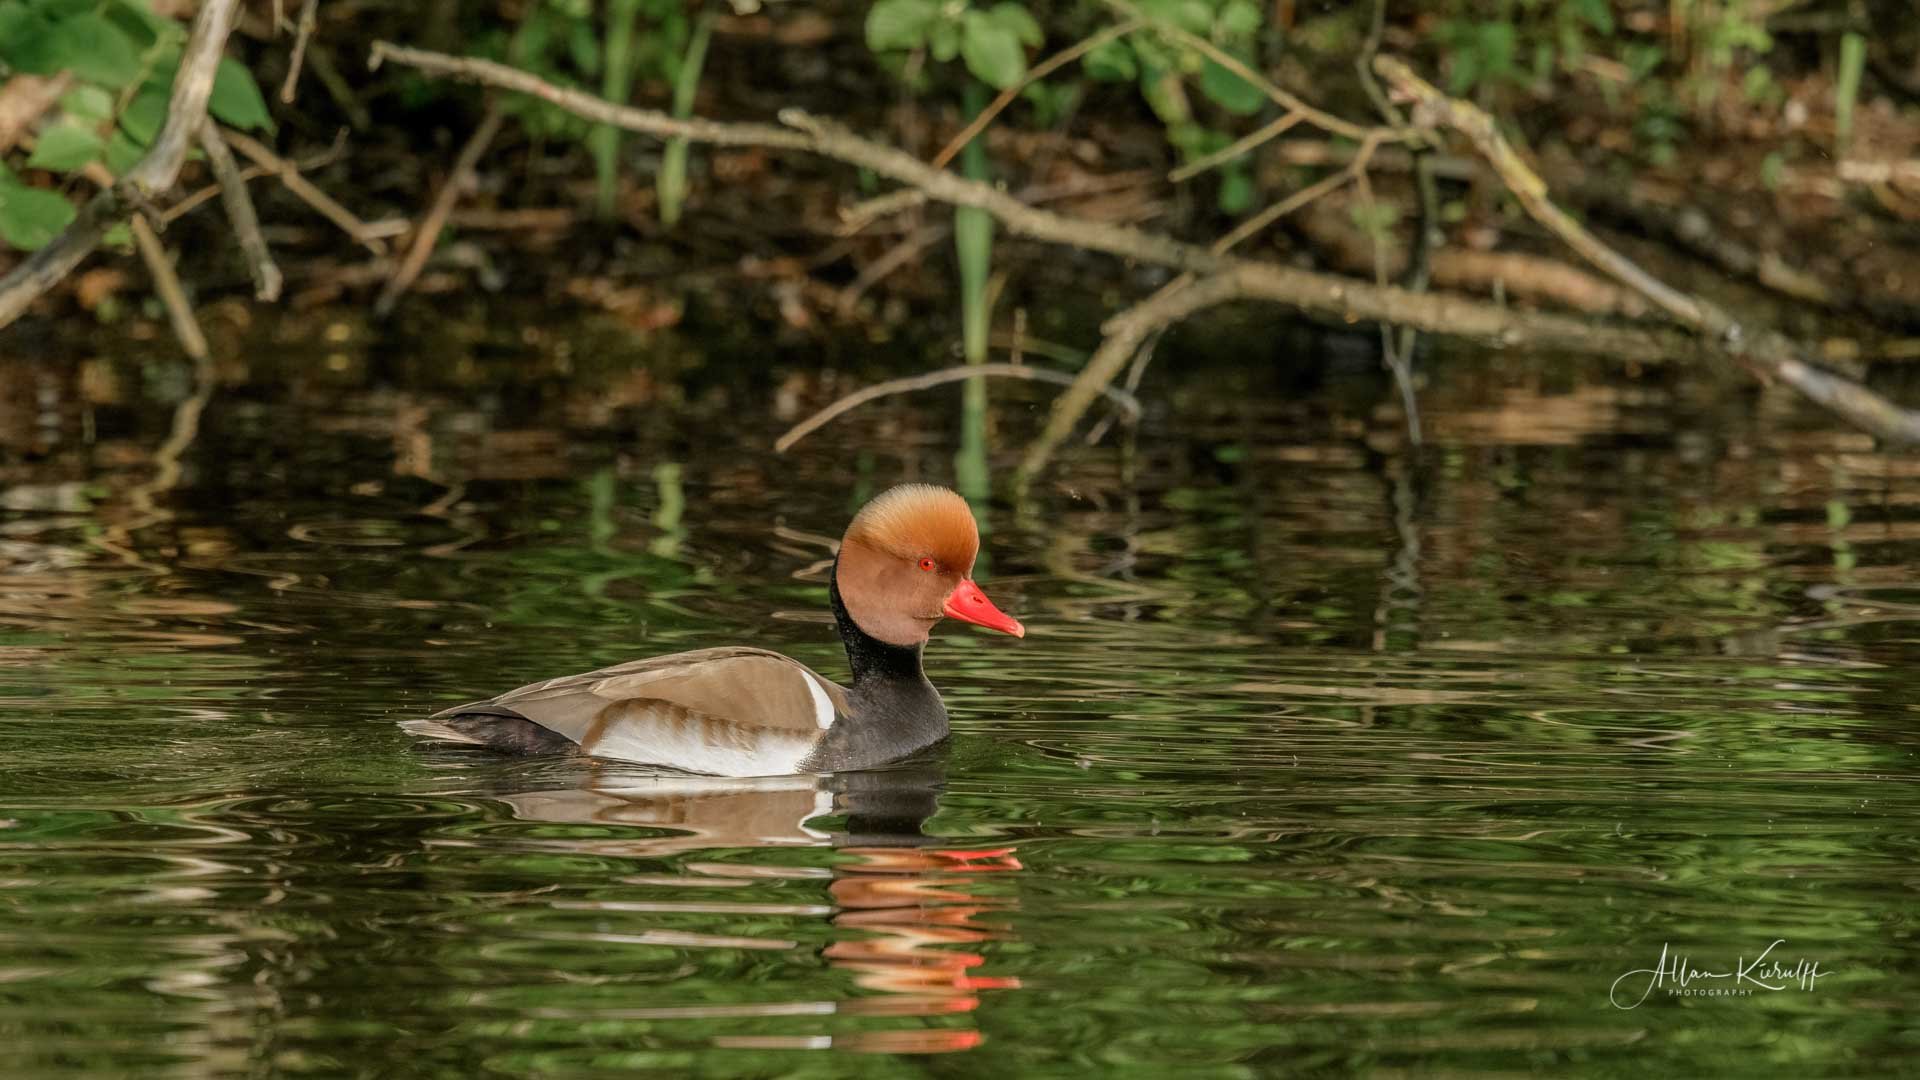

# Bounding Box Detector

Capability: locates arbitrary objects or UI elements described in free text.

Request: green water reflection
[1,318,1917,1075]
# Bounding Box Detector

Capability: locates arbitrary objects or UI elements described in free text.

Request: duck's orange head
[836,484,1024,646]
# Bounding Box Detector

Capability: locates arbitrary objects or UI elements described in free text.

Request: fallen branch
[222,127,402,253]
[374,101,504,316]
[774,362,1141,453]
[0,0,240,329]
[1377,54,1920,444]
[369,41,1693,360]
[197,122,282,301]
[1017,273,1254,485]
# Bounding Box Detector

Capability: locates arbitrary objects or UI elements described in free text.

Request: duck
[400,484,1024,776]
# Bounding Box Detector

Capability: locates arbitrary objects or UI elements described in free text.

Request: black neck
[829,559,927,687]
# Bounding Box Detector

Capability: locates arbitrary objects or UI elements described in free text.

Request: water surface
[3,318,1917,1075]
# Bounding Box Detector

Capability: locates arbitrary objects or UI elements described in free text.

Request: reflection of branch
[94,354,218,570]
[0,0,240,329]
[1379,55,1920,444]
[775,362,1140,454]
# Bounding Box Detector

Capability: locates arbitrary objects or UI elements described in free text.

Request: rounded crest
[843,484,979,575]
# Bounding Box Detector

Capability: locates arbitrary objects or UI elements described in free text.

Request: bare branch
[375,102,505,316]
[0,0,241,329]
[774,363,1141,454]
[222,127,400,252]
[1169,111,1306,183]
[1378,54,1920,444]
[197,122,282,301]
[281,0,320,104]
[929,19,1142,171]
[129,215,210,361]
[1104,0,1388,142]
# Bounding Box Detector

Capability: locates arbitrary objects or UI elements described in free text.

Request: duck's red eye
[917,557,937,572]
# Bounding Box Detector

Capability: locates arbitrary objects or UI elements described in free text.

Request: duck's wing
[428,647,850,776]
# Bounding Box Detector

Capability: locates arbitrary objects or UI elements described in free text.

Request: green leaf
[1136,0,1211,34]
[1218,0,1262,40]
[1571,0,1612,33]
[865,0,937,52]
[0,4,38,61]
[1084,38,1136,81]
[26,121,104,171]
[960,10,1025,89]
[986,3,1042,48]
[1217,168,1254,214]
[209,57,274,132]
[104,128,146,175]
[103,222,133,249]
[567,18,599,75]
[928,17,961,62]
[15,13,142,88]
[0,179,77,251]
[1198,58,1264,114]
[59,84,115,124]
[118,85,169,146]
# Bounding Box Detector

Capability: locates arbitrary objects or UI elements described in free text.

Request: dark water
[3,314,1918,1076]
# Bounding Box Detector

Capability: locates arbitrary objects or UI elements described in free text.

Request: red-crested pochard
[401,484,1024,775]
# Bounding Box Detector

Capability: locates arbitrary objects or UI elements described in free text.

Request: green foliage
[0,166,76,250]
[0,0,277,252]
[867,0,1046,89]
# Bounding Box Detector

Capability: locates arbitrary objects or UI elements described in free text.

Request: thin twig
[836,222,948,316]
[78,161,209,358]
[1213,131,1383,254]
[0,0,240,329]
[1169,111,1306,183]
[774,363,1140,454]
[197,122,283,301]
[222,126,400,252]
[129,215,209,361]
[837,188,928,234]
[1083,326,1159,446]
[929,19,1142,170]
[1016,273,1253,487]
[375,101,504,316]
[1104,0,1387,142]
[1357,0,1421,444]
[281,0,319,103]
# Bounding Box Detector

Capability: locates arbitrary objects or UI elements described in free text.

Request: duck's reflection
[487,756,1019,1054]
